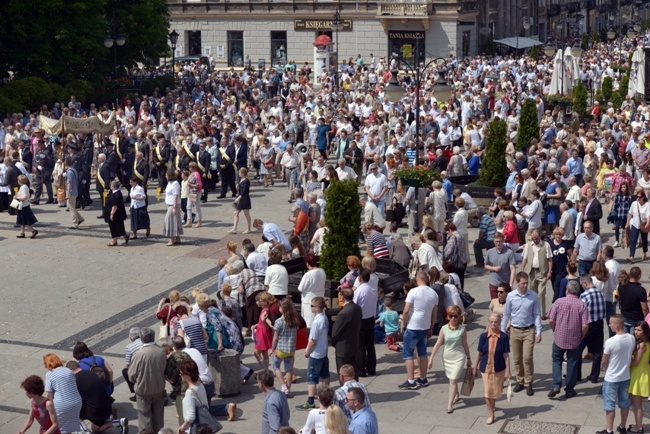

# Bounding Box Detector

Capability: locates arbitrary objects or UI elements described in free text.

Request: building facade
[168,0,479,68]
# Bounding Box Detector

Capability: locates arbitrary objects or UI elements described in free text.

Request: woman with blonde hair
[429,305,471,413]
[324,405,350,434]
[42,353,83,434]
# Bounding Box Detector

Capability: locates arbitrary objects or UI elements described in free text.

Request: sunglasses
[448,314,459,319]
[497,291,505,294]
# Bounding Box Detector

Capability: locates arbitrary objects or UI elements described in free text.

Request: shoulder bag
[10,198,23,210]
[638,202,650,233]
[190,388,223,433]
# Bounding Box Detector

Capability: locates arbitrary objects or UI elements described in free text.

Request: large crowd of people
[8,29,650,434]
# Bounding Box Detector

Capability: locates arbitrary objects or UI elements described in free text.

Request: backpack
[80,356,111,386]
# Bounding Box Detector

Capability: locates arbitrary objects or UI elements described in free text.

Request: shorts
[307,356,330,385]
[402,328,429,360]
[272,353,294,372]
[602,379,631,411]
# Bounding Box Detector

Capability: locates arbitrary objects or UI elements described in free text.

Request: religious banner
[39,112,116,136]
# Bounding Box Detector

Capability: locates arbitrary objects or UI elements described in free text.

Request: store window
[387,31,425,68]
[188,31,201,56]
[228,31,244,67]
[271,31,287,66]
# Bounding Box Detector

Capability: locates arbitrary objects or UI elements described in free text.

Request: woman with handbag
[625,190,650,263]
[14,174,38,238]
[443,222,468,291]
[178,360,233,434]
[185,163,203,228]
[428,305,471,414]
[258,139,275,187]
[473,313,511,425]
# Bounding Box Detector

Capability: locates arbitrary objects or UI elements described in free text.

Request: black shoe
[358,372,368,378]
[30,200,40,205]
[96,215,104,219]
[547,388,561,398]
[217,195,226,199]
[231,193,237,198]
[513,383,525,393]
[595,430,614,434]
[587,376,599,383]
[243,368,254,384]
[526,384,534,396]
[45,200,54,204]
[128,395,137,402]
[616,426,627,434]
[565,390,577,399]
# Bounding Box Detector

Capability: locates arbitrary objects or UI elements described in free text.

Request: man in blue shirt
[501,271,542,397]
[347,387,378,434]
[441,171,453,201]
[296,297,331,411]
[566,147,584,185]
[257,369,290,434]
[316,117,330,159]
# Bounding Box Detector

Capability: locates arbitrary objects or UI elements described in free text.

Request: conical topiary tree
[480,118,508,187]
[516,98,540,151]
[602,76,614,101]
[573,81,588,117]
[320,179,361,280]
[530,44,538,61]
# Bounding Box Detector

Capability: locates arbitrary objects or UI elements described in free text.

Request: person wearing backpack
[72,341,114,398]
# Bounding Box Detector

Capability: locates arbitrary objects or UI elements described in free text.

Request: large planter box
[401,178,426,188]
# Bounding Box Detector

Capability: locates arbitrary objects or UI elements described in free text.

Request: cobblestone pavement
[0,178,647,434]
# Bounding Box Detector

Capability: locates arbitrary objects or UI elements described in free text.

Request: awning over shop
[493,37,545,49]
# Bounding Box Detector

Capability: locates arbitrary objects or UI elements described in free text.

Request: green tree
[0,0,169,84]
[529,45,538,61]
[320,180,361,280]
[480,118,508,187]
[581,34,589,50]
[0,77,54,112]
[516,98,540,151]
[602,76,614,101]
[572,81,588,117]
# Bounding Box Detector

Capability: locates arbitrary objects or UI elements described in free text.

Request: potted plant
[394,165,440,188]
[516,98,540,151]
[480,118,508,188]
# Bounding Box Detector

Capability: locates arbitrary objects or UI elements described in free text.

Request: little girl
[271,297,300,396]
[180,170,190,225]
[251,293,274,370]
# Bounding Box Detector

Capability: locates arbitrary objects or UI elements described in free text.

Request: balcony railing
[377,1,433,17]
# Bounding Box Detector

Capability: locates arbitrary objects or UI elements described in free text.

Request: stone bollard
[208,348,242,397]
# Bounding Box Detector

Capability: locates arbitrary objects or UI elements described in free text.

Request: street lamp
[331,9,344,88]
[104,14,125,108]
[169,30,179,79]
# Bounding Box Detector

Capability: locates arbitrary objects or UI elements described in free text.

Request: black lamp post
[169,30,179,79]
[104,14,125,108]
[331,9,344,88]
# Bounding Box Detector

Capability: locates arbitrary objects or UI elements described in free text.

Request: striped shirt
[367,231,389,258]
[125,338,143,365]
[177,317,208,355]
[45,367,83,433]
[580,286,607,322]
[273,316,298,355]
[478,214,496,242]
[405,147,417,166]
[334,380,371,422]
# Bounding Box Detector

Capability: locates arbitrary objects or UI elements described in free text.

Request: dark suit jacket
[134,159,149,185]
[122,151,135,179]
[584,198,603,234]
[331,301,362,358]
[20,146,33,172]
[234,144,248,169]
[216,145,236,170]
[197,150,211,174]
[96,162,112,193]
[105,150,118,179]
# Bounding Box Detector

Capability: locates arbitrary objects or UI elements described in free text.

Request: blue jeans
[614,218,624,242]
[629,226,648,258]
[402,329,428,360]
[578,260,595,277]
[551,342,581,392]
[371,198,386,218]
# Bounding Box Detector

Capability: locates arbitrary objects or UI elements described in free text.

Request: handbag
[189,193,198,203]
[638,203,650,233]
[190,389,223,433]
[460,367,474,396]
[458,289,475,309]
[264,160,274,169]
[10,198,23,210]
[385,208,395,222]
[159,305,172,341]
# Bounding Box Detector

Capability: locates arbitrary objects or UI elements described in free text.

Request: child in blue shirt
[377,297,401,351]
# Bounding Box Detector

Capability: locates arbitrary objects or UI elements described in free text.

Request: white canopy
[493,37,545,50]
[548,48,577,95]
[39,113,115,136]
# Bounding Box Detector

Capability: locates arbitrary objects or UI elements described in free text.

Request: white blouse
[130,184,147,209]
[165,181,180,206]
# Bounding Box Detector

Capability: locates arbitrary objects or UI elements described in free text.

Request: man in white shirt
[172,336,215,404]
[354,269,379,377]
[336,158,357,181]
[398,271,438,390]
[281,144,301,201]
[558,202,575,241]
[522,190,543,233]
[364,164,388,217]
[244,243,267,279]
[359,195,385,229]
[602,246,620,338]
[410,236,442,272]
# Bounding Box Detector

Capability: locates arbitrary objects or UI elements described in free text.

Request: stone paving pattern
[0,179,649,434]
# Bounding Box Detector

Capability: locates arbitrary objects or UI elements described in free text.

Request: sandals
[30,230,38,239]
[628,257,635,264]
[124,235,129,246]
[242,230,251,234]
[16,233,25,238]
[107,242,117,247]
[166,241,175,246]
[228,229,237,234]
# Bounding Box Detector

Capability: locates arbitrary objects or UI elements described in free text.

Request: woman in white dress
[307,115,318,159]
[257,138,275,187]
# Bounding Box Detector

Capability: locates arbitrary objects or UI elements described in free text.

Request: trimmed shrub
[320,179,361,280]
[529,45,538,61]
[573,81,588,117]
[65,80,96,105]
[601,76,613,101]
[516,98,540,151]
[0,94,23,115]
[0,77,54,111]
[480,118,508,187]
